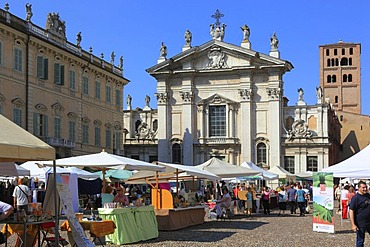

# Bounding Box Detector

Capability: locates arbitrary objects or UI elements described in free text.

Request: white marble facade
[125,23,340,174]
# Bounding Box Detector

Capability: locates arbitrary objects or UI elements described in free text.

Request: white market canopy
[41,151,165,172]
[295,171,313,178]
[322,144,370,178]
[268,166,296,180]
[240,161,278,180]
[20,161,99,181]
[0,162,30,177]
[125,162,220,184]
[0,114,55,162]
[194,157,259,178]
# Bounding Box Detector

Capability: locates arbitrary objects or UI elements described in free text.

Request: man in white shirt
[12,178,31,212]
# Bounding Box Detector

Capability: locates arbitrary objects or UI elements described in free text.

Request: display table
[61,219,116,245]
[155,206,206,231]
[98,206,158,245]
[1,220,53,247]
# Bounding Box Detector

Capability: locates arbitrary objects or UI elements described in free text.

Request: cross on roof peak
[211,9,224,27]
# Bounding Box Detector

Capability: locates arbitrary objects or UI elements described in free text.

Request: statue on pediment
[46,13,66,38]
[210,23,226,41]
[270,32,279,50]
[298,88,304,102]
[76,32,82,47]
[241,24,250,41]
[110,51,115,64]
[160,42,167,58]
[184,29,192,46]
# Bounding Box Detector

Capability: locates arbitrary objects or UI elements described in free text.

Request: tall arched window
[349,58,352,65]
[349,48,353,55]
[335,58,339,66]
[340,57,348,66]
[327,75,331,83]
[332,75,337,83]
[331,58,335,66]
[335,96,338,103]
[327,59,330,67]
[342,48,345,55]
[343,74,348,82]
[348,74,352,82]
[152,119,158,132]
[257,143,267,166]
[172,143,182,164]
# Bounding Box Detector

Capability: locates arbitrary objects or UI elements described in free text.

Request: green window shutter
[54,63,59,84]
[44,58,48,80]
[0,42,2,65]
[60,65,65,85]
[37,56,43,78]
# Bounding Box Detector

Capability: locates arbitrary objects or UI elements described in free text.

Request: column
[155,80,170,162]
[181,78,194,166]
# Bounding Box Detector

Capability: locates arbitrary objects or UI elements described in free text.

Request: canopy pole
[155,171,159,209]
[192,176,195,191]
[176,169,179,199]
[102,168,106,193]
[53,160,59,246]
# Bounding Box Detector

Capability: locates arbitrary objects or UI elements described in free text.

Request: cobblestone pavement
[0,208,364,247]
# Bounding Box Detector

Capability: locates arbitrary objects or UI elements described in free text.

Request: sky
[5,1,370,115]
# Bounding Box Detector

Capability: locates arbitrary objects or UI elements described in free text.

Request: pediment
[147,40,292,75]
[197,93,238,106]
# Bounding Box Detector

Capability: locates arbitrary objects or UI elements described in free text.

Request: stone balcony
[198,137,240,145]
[46,137,75,148]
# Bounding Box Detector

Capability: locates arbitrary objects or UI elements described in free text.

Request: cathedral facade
[124,14,340,173]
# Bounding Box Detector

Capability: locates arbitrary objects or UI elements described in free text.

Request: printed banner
[56,173,94,247]
[312,172,335,233]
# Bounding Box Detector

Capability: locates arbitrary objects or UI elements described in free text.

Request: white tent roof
[240,161,278,180]
[0,114,55,162]
[195,157,259,178]
[41,151,164,172]
[268,166,296,179]
[0,162,30,177]
[322,144,370,177]
[295,171,313,178]
[20,161,99,180]
[125,162,219,184]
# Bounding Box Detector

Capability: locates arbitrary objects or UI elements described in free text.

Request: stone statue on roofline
[240,24,250,41]
[160,42,167,58]
[25,3,33,22]
[270,32,279,50]
[76,32,82,48]
[184,29,192,47]
[110,51,115,65]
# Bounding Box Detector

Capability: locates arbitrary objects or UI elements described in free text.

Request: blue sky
[6,1,370,115]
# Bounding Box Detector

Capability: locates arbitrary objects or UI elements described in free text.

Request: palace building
[0,5,129,158]
[123,11,341,173]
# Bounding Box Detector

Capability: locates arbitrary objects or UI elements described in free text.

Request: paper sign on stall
[56,173,94,247]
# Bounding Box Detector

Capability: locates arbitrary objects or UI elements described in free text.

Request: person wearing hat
[113,186,129,206]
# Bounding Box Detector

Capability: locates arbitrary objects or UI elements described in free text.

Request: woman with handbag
[12,178,31,213]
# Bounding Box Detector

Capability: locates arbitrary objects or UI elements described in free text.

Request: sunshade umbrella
[240,161,278,180]
[0,162,30,177]
[93,169,133,180]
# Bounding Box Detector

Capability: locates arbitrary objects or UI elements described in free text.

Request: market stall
[125,161,220,230]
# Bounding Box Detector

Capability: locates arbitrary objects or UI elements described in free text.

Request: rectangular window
[115,132,122,150]
[105,129,111,148]
[13,108,22,126]
[69,121,75,141]
[349,48,353,55]
[307,156,318,172]
[83,76,89,95]
[54,63,65,85]
[37,56,48,79]
[69,70,76,90]
[14,48,22,72]
[33,113,48,136]
[342,48,345,55]
[82,124,89,144]
[54,117,61,138]
[95,127,101,146]
[334,49,337,56]
[95,81,101,99]
[106,85,111,103]
[209,105,226,137]
[284,156,295,174]
[325,49,329,56]
[115,89,120,106]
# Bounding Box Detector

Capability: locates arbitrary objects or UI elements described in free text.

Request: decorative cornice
[155,92,168,104]
[287,119,313,141]
[204,45,228,69]
[12,98,25,108]
[35,103,47,112]
[67,112,78,120]
[105,123,112,129]
[51,102,65,115]
[81,117,91,124]
[114,121,122,130]
[238,89,252,100]
[93,120,102,127]
[0,93,6,102]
